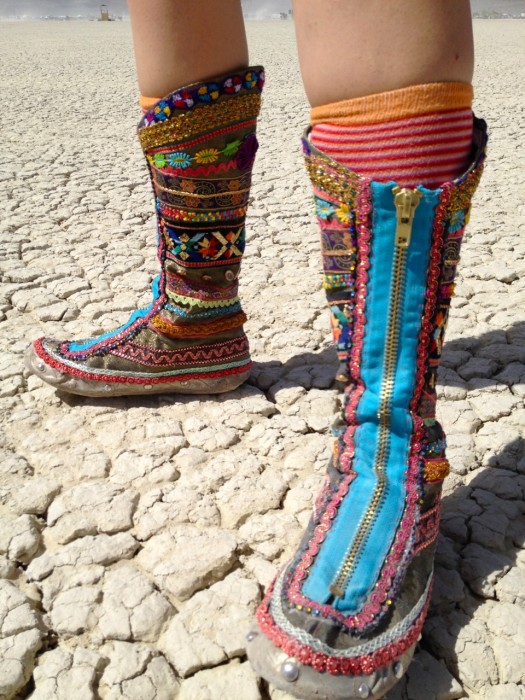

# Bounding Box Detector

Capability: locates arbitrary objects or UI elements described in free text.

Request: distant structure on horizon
[99,4,110,21]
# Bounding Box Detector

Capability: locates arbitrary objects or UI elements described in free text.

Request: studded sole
[25,346,250,397]
[246,627,415,700]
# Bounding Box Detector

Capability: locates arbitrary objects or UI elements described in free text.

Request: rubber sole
[25,345,249,398]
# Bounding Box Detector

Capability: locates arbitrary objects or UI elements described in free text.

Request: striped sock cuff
[310,83,474,188]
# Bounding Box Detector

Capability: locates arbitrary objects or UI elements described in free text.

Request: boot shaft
[138,69,264,302]
[251,118,488,688]
[298,116,487,614]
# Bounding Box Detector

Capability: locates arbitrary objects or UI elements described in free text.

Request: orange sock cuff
[310,82,473,126]
[140,95,162,112]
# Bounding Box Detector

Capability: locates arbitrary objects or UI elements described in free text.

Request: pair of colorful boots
[26,67,487,700]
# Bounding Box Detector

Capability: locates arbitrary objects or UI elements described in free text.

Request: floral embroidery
[194,149,221,164]
[180,179,196,193]
[336,203,352,224]
[153,153,167,168]
[152,137,246,172]
[316,198,336,220]
[222,140,242,157]
[167,152,192,169]
[447,208,467,233]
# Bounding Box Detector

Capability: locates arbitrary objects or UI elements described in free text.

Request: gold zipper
[330,187,422,599]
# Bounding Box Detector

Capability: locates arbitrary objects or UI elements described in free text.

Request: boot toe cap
[246,627,414,700]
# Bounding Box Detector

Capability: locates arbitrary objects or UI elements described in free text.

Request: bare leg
[292,0,474,106]
[128,0,248,97]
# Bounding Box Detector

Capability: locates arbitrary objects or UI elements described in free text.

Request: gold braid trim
[423,458,450,482]
[139,94,262,150]
[150,311,247,339]
[304,153,360,204]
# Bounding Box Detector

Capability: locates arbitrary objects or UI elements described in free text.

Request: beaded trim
[277,568,430,657]
[323,273,355,291]
[159,201,247,223]
[281,124,487,633]
[148,120,257,160]
[303,154,359,208]
[31,70,265,389]
[254,120,488,682]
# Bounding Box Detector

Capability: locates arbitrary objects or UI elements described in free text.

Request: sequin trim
[256,570,432,675]
[281,127,486,631]
[139,94,262,150]
[159,201,247,223]
[423,458,450,482]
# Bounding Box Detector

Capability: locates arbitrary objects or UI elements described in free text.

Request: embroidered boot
[318,197,357,385]
[26,67,264,397]
[247,116,487,700]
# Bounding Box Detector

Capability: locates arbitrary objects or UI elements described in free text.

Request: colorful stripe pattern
[34,68,264,387]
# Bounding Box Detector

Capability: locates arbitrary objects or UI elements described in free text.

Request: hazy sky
[0,0,290,17]
[0,0,523,17]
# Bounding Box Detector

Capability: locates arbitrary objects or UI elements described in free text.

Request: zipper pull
[392,187,422,248]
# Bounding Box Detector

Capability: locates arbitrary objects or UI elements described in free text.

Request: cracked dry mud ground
[0,17,524,700]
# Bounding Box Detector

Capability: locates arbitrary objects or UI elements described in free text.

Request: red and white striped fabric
[311,108,473,189]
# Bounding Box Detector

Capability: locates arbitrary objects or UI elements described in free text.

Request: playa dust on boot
[247,82,487,700]
[27,68,264,397]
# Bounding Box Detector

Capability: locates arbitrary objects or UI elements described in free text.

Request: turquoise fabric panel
[68,275,161,352]
[302,183,440,611]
